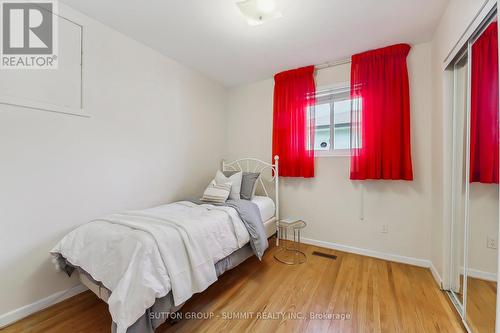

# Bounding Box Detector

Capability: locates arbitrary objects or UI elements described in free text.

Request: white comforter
[51,201,249,333]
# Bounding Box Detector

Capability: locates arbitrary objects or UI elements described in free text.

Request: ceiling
[60,0,449,87]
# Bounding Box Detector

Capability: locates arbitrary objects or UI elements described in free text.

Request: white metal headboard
[222,155,279,224]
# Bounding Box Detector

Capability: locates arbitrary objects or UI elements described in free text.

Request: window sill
[314,150,351,157]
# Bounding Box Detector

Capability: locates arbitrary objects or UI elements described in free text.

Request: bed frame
[80,156,281,303]
[222,155,280,244]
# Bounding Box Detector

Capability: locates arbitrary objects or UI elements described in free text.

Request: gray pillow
[223,171,239,177]
[240,172,260,200]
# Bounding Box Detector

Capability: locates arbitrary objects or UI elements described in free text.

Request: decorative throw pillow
[216,170,242,200]
[201,180,231,203]
[240,172,260,200]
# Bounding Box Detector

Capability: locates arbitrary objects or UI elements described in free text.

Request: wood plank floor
[2,242,465,333]
[466,276,497,333]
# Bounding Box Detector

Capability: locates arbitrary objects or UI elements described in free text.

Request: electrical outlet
[487,236,497,249]
[381,224,389,234]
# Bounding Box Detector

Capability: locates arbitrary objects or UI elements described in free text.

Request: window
[310,87,361,155]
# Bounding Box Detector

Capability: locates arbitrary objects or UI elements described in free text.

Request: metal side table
[274,219,307,265]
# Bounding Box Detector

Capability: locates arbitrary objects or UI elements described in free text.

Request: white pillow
[201,180,231,203]
[215,170,242,200]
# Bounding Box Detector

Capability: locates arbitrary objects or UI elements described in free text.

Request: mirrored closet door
[449,10,498,333]
[450,50,468,310]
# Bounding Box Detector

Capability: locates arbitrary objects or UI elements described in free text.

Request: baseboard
[0,284,87,329]
[429,261,444,289]
[460,266,497,282]
[468,268,497,282]
[301,237,431,267]
[300,237,450,287]
[0,239,461,328]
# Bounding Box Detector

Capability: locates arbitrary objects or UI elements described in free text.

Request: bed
[50,157,279,333]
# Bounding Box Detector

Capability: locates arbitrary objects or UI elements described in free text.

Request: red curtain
[470,22,499,184]
[350,44,413,180]
[272,66,316,178]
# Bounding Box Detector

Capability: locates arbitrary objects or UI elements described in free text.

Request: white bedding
[251,195,276,222]
[51,201,249,333]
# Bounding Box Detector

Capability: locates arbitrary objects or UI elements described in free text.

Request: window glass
[315,127,330,150]
[309,89,362,153]
[315,103,331,126]
[333,99,350,150]
[334,99,350,124]
[314,102,331,150]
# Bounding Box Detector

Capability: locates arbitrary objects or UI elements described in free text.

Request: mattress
[81,221,276,305]
[252,195,276,222]
[82,212,277,305]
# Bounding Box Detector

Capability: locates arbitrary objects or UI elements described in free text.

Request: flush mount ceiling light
[236,0,283,26]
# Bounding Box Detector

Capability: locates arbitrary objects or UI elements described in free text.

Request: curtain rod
[315,57,351,70]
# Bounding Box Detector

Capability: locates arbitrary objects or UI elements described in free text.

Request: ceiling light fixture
[236,0,283,26]
[256,0,276,14]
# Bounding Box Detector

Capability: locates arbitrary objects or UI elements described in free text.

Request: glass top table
[274,219,307,265]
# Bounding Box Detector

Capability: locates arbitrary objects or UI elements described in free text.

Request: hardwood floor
[467,276,497,333]
[2,242,465,333]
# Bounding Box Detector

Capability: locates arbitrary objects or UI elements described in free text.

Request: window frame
[313,86,352,157]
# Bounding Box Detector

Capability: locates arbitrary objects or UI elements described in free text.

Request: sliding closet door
[466,19,498,333]
[447,7,498,333]
[450,52,469,310]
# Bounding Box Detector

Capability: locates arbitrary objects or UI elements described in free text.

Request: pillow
[223,171,239,177]
[201,180,231,203]
[216,170,242,200]
[240,172,260,200]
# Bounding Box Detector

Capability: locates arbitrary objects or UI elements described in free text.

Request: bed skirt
[74,244,255,333]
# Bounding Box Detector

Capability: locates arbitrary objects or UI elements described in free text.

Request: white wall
[0,4,227,315]
[226,43,433,262]
[1,0,497,323]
